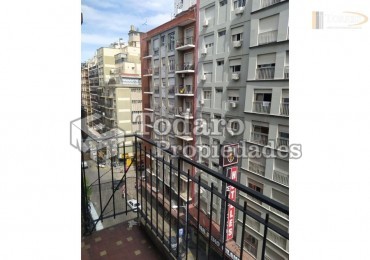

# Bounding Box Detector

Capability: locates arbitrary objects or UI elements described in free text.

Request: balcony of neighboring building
[175,63,195,74]
[259,0,285,10]
[175,107,194,120]
[143,86,154,94]
[143,68,153,77]
[175,85,194,96]
[142,50,153,59]
[280,101,289,116]
[250,125,269,146]
[175,36,195,51]
[256,64,275,80]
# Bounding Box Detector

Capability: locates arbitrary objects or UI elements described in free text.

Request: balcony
[258,30,278,45]
[82,135,289,260]
[143,86,153,94]
[143,68,153,77]
[248,161,265,176]
[174,133,193,142]
[256,67,275,80]
[175,107,193,119]
[280,102,289,116]
[277,137,289,148]
[253,101,271,114]
[175,36,195,51]
[260,0,284,9]
[175,85,193,96]
[175,63,195,74]
[251,132,269,146]
[273,169,289,186]
[143,51,152,59]
[284,66,289,79]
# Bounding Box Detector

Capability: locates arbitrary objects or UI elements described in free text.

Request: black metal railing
[82,134,289,260]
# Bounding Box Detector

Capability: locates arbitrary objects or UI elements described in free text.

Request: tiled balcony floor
[81,220,164,260]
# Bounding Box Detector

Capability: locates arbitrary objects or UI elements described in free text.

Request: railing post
[156,149,159,236]
[177,157,181,258]
[150,149,153,229]
[196,175,201,260]
[169,159,173,253]
[135,136,139,220]
[97,145,103,222]
[261,213,270,260]
[111,146,116,218]
[185,169,190,260]
[222,191,230,259]
[240,201,248,260]
[207,183,214,260]
[144,146,148,225]
[139,141,142,220]
[162,156,165,242]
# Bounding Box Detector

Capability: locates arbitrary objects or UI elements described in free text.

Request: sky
[81,0,175,62]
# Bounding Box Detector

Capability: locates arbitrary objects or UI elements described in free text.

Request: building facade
[141,5,197,217]
[197,0,289,259]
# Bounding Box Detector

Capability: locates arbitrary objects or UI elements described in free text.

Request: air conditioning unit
[203,19,209,27]
[233,41,242,48]
[200,74,206,81]
[200,99,205,105]
[230,101,238,108]
[235,7,245,15]
[201,48,207,55]
[232,73,240,80]
[110,69,116,74]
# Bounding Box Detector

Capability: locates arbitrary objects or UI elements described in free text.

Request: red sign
[226,166,238,241]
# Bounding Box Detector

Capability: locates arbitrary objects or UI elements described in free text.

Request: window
[252,124,269,145]
[168,32,175,51]
[228,96,239,101]
[220,0,227,6]
[206,42,214,48]
[234,0,246,9]
[216,89,222,94]
[255,92,272,102]
[217,60,224,66]
[161,35,165,46]
[168,56,175,72]
[204,90,211,99]
[244,232,258,258]
[232,33,243,41]
[254,91,272,113]
[248,180,263,193]
[230,65,241,73]
[218,30,226,37]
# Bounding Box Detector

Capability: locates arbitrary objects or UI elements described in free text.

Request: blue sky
[81,0,174,62]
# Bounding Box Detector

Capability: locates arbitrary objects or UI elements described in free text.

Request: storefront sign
[220,144,239,167]
[226,166,237,241]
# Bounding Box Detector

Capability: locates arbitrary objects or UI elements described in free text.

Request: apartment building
[197,0,289,259]
[140,5,197,218]
[81,62,92,126]
[93,26,143,157]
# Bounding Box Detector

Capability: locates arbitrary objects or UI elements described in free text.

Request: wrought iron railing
[81,134,289,260]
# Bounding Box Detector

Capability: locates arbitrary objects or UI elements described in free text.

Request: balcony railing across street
[81,134,289,260]
[258,30,278,45]
[253,101,271,114]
